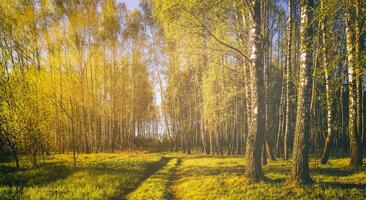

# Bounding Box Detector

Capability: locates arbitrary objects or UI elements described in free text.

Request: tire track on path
[166,157,182,200]
[125,155,181,200]
[118,156,170,200]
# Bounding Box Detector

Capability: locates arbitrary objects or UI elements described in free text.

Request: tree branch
[184,9,252,63]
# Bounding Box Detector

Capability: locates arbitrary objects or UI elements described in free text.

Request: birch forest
[0,0,366,199]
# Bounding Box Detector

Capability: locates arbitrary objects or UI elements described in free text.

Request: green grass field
[1,153,365,200]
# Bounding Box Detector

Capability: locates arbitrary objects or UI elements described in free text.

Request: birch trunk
[291,0,314,184]
[244,0,265,182]
[284,0,293,161]
[320,0,334,164]
[345,0,363,167]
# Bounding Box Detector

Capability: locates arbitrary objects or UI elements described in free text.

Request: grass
[127,157,178,200]
[1,152,365,200]
[0,152,162,200]
[172,155,366,200]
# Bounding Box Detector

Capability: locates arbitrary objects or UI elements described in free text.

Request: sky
[118,0,139,10]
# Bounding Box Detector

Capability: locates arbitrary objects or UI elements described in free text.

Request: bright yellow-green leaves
[0,0,157,161]
[153,0,248,144]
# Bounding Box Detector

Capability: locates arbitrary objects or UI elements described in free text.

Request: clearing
[1,152,365,200]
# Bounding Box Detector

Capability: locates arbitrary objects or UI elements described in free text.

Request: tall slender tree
[291,0,314,184]
[320,0,335,164]
[244,0,265,182]
[345,0,363,167]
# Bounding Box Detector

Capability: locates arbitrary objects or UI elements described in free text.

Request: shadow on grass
[0,164,75,187]
[114,157,170,200]
[0,155,14,163]
[0,163,76,200]
[321,182,366,190]
[0,165,19,173]
[312,167,356,177]
[165,158,181,200]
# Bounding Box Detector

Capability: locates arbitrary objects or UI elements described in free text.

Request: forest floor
[0,152,366,200]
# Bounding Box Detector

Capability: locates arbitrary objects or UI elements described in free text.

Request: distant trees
[0,0,158,168]
[0,0,365,185]
[152,0,250,155]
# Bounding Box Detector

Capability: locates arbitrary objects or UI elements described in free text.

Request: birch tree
[291,0,315,184]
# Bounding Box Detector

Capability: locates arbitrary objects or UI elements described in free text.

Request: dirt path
[124,155,183,200]
[166,157,182,200]
[118,157,170,200]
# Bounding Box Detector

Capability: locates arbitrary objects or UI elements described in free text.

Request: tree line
[152,0,365,184]
[0,0,365,185]
[0,0,159,168]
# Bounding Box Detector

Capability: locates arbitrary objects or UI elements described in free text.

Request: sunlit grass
[127,157,178,200]
[172,155,366,200]
[0,153,162,200]
[1,153,365,200]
